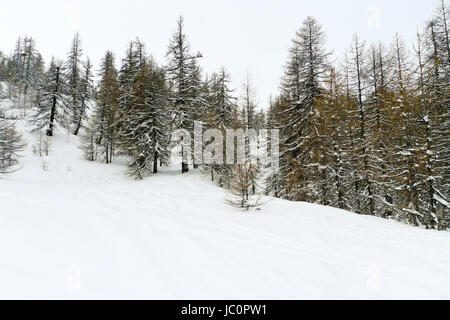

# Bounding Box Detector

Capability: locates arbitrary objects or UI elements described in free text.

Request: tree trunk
[47,67,60,137]
[181,145,189,173]
[153,154,158,174]
[73,119,82,136]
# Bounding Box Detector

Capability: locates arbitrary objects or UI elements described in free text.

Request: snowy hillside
[0,113,450,300]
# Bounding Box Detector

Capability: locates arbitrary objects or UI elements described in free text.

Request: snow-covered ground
[1,108,450,300]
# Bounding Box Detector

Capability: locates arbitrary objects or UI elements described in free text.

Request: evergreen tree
[414,9,450,229]
[31,58,68,136]
[64,32,85,134]
[166,16,204,173]
[315,68,351,210]
[384,34,426,224]
[204,69,237,187]
[116,39,147,152]
[8,36,44,112]
[364,42,398,219]
[345,35,378,215]
[277,16,331,203]
[94,51,119,164]
[0,51,7,81]
[120,59,172,179]
[0,110,26,174]
[73,58,94,136]
[240,73,260,195]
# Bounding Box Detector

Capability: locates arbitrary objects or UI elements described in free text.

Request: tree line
[267,1,449,229]
[0,1,448,228]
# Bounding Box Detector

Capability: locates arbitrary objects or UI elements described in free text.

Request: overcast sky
[0,0,439,108]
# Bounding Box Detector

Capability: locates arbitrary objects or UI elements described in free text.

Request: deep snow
[0,105,450,300]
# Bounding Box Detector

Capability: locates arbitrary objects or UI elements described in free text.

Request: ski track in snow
[0,115,450,300]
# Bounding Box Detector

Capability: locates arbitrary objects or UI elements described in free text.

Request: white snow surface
[1,112,450,300]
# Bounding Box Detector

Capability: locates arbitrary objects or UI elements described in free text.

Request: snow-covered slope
[1,115,450,300]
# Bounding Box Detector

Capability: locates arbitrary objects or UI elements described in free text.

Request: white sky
[0,0,439,109]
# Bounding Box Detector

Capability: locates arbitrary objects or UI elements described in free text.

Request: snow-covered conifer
[94,51,119,164]
[73,58,94,136]
[64,33,84,133]
[166,16,204,173]
[31,58,69,136]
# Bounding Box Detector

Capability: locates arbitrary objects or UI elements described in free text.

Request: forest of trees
[0,1,448,229]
